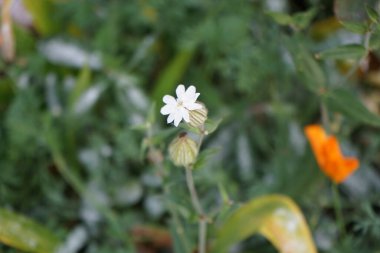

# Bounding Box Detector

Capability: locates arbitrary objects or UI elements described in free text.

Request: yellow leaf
[0,208,60,253]
[212,194,317,253]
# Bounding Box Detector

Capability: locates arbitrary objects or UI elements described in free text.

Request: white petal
[181,108,190,122]
[173,111,183,127]
[185,85,196,98]
[185,102,202,110]
[163,95,176,105]
[184,86,200,103]
[176,84,185,99]
[160,104,174,115]
[167,113,175,124]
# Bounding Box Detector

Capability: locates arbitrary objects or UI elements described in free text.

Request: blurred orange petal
[304,124,359,184]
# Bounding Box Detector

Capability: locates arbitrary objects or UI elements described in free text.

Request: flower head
[304,124,359,184]
[169,132,198,167]
[160,84,202,127]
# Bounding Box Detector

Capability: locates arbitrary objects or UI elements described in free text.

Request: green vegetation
[1,0,380,252]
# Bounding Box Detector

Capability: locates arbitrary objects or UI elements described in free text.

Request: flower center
[177,100,184,108]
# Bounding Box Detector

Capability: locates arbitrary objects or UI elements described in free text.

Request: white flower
[160,84,202,127]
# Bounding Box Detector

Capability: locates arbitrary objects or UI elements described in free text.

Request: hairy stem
[185,128,208,253]
[185,167,207,253]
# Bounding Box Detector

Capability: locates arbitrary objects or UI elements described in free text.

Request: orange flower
[304,124,359,184]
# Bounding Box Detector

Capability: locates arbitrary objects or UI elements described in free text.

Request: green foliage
[1,0,380,252]
[317,44,366,60]
[0,209,60,253]
[212,195,317,253]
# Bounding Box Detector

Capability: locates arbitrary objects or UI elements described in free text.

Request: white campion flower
[160,84,202,127]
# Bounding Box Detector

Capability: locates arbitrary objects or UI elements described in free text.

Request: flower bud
[188,102,208,128]
[169,133,198,167]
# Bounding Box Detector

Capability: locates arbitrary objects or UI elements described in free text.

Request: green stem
[320,102,330,133]
[332,183,346,238]
[199,219,207,253]
[185,167,207,253]
[185,167,204,215]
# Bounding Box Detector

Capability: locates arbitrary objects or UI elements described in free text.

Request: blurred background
[1,0,380,252]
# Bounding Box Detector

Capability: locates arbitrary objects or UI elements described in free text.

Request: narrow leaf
[289,43,326,93]
[292,7,318,29]
[212,195,317,253]
[324,88,380,127]
[69,65,92,112]
[152,45,196,103]
[316,44,366,60]
[204,118,222,134]
[0,208,60,253]
[340,21,368,34]
[266,12,293,26]
[366,5,379,23]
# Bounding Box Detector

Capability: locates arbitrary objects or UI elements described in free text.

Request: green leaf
[324,88,380,127]
[23,0,56,35]
[316,44,366,60]
[266,8,317,29]
[0,208,60,253]
[290,43,326,93]
[69,65,92,112]
[152,45,196,103]
[193,147,220,170]
[340,21,368,34]
[366,5,379,23]
[212,195,317,253]
[204,118,222,134]
[266,11,293,26]
[147,102,157,125]
[292,7,318,29]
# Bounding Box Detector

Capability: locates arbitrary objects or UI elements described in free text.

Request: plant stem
[185,167,204,215]
[332,183,346,238]
[184,128,208,253]
[185,167,207,253]
[199,218,207,253]
[320,102,330,133]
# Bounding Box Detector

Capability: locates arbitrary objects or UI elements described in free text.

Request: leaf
[69,65,92,112]
[366,5,379,23]
[0,208,60,253]
[324,88,380,127]
[212,195,317,253]
[267,8,317,30]
[266,12,293,26]
[147,102,157,125]
[340,21,368,34]
[204,118,222,134]
[23,0,56,35]
[193,147,220,170]
[289,43,326,93]
[292,7,318,29]
[152,45,196,103]
[316,44,366,60]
